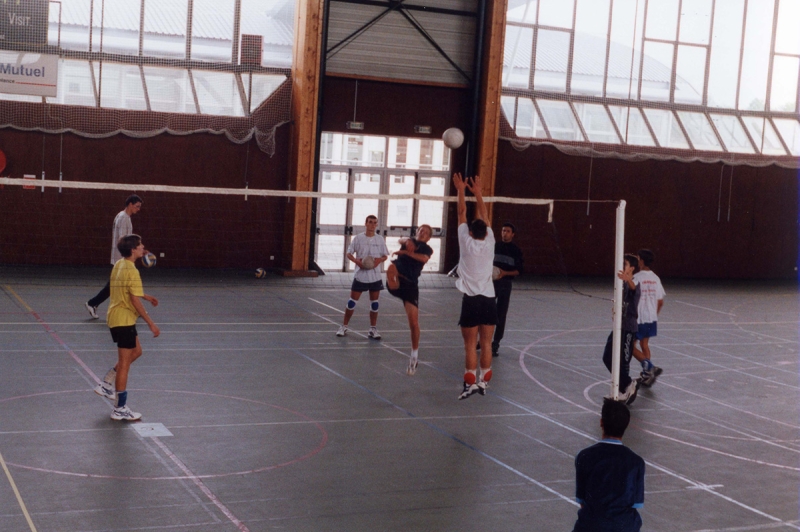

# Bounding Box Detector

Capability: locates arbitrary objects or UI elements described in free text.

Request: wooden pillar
[476,0,507,223]
[285,0,324,273]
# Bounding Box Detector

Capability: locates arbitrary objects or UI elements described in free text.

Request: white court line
[308,298,344,314]
[673,300,738,316]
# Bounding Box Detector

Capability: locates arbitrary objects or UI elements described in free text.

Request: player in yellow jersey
[94,234,160,421]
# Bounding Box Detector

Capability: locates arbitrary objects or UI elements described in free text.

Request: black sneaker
[458,382,479,400]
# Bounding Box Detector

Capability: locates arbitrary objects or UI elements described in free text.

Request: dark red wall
[0,127,291,269]
[491,142,799,279]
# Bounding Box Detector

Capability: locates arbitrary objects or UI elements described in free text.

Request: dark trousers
[88,265,113,308]
[492,280,513,349]
[602,330,635,392]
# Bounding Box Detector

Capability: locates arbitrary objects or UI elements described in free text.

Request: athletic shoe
[336,325,347,337]
[458,382,479,400]
[368,327,381,340]
[447,265,459,278]
[85,302,99,319]
[94,382,115,400]
[492,343,499,357]
[624,380,639,406]
[477,381,488,395]
[111,405,142,421]
[406,357,418,376]
[639,366,663,387]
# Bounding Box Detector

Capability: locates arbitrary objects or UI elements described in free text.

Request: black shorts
[352,279,384,292]
[388,278,419,307]
[458,294,498,328]
[110,325,138,349]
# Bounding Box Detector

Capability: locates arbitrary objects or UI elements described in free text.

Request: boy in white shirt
[452,173,497,400]
[632,249,665,386]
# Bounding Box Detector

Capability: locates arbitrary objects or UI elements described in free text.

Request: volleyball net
[0,176,625,296]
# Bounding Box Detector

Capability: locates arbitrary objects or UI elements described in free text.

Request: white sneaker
[111,405,142,421]
[85,302,99,319]
[94,382,115,400]
[336,325,347,337]
[406,357,418,376]
[477,380,488,395]
[458,382,479,400]
[368,327,381,340]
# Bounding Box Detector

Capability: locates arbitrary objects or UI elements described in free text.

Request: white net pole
[610,200,626,400]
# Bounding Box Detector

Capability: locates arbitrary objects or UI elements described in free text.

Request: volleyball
[142,252,157,268]
[255,268,266,278]
[492,266,502,280]
[361,256,376,269]
[442,127,464,149]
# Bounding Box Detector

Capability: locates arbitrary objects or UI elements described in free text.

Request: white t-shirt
[455,223,495,297]
[110,210,133,264]
[348,232,389,284]
[634,270,665,324]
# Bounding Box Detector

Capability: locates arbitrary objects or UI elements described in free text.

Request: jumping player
[336,215,389,339]
[452,173,497,400]
[94,234,160,421]
[386,224,434,375]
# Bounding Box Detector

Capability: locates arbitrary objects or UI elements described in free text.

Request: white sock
[103,368,116,386]
[411,349,418,360]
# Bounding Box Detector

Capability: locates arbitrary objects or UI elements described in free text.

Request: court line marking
[673,300,737,316]
[0,450,38,532]
[1,288,256,530]
[515,334,800,528]
[308,298,344,314]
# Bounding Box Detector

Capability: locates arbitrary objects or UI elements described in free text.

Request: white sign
[0,52,58,97]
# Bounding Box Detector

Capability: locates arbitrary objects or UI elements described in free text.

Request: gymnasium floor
[0,266,798,532]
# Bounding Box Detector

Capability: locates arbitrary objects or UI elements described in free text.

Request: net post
[610,200,626,400]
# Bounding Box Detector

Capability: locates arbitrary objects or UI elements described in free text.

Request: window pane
[418,176,446,229]
[191,0,234,62]
[709,115,755,153]
[516,98,546,138]
[501,96,517,128]
[606,0,644,98]
[571,0,610,96]
[574,103,620,143]
[96,63,147,110]
[50,0,91,51]
[143,0,188,59]
[707,0,745,108]
[534,29,570,92]
[193,70,244,116]
[741,116,787,155]
[609,106,656,146]
[507,0,539,24]
[318,170,348,226]
[503,25,533,89]
[46,59,95,107]
[387,174,415,227]
[240,0,295,68]
[675,45,706,104]
[93,0,142,56]
[738,0,775,110]
[538,0,575,28]
[143,66,196,113]
[316,235,345,271]
[775,0,800,54]
[242,73,286,113]
[678,0,712,45]
[643,108,690,148]
[770,55,799,112]
[641,41,673,101]
[772,119,800,155]
[645,0,679,41]
[677,111,722,151]
[538,99,584,141]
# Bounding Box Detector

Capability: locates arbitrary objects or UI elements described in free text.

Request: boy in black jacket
[602,254,641,405]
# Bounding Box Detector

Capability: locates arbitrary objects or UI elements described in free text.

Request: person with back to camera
[85,194,145,319]
[336,215,389,339]
[632,248,665,386]
[573,399,645,532]
[385,224,434,376]
[601,254,641,405]
[452,173,497,400]
[489,222,524,357]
